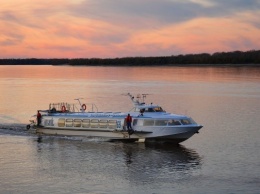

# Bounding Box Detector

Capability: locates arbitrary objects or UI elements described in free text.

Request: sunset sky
[1,0,260,58]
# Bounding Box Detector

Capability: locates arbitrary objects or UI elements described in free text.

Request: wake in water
[0,123,111,143]
[0,123,30,135]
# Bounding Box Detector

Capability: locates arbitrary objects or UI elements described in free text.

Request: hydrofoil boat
[27,93,203,144]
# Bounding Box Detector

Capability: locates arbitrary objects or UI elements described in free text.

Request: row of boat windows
[133,119,194,126]
[57,118,194,128]
[58,119,117,128]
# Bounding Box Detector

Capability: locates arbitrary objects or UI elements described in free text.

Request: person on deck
[126,114,134,135]
[126,114,132,130]
[37,111,42,126]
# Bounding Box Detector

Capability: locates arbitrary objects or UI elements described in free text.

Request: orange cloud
[120,12,260,56]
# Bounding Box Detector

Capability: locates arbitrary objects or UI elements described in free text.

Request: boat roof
[41,93,189,119]
[135,104,161,109]
[46,111,188,119]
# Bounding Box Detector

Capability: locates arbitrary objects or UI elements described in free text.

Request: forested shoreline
[0,50,259,66]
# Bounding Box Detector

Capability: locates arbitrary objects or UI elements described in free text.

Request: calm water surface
[0,65,259,194]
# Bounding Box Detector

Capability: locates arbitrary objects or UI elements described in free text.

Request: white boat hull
[36,125,202,144]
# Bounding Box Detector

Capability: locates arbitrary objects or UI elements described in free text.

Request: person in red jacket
[37,111,42,126]
[126,114,132,130]
[126,114,134,135]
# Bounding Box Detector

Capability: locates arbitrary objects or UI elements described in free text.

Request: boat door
[123,118,127,130]
[123,116,135,130]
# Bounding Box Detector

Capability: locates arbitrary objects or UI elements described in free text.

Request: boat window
[180,119,192,125]
[134,108,140,112]
[133,119,143,126]
[58,118,65,127]
[154,107,164,112]
[108,120,117,129]
[154,120,168,126]
[66,119,73,127]
[133,119,138,126]
[145,108,155,112]
[82,119,90,128]
[143,120,154,126]
[99,120,108,128]
[189,118,196,124]
[73,119,81,127]
[90,119,99,128]
[168,119,181,126]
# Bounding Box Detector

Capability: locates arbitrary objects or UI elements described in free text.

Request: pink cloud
[0,0,259,58]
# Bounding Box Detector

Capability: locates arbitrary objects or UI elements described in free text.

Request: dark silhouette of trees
[0,50,259,66]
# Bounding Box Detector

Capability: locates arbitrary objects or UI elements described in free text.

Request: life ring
[61,105,66,112]
[82,104,87,111]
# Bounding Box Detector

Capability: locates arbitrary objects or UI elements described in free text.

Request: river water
[0,65,259,194]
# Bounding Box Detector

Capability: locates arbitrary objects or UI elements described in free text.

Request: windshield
[153,107,164,112]
[136,106,165,113]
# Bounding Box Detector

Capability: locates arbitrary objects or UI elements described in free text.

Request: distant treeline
[1,50,260,66]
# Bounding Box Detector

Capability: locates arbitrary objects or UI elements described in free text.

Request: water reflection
[122,143,202,169]
[34,137,202,189]
[119,143,202,185]
[0,130,203,193]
